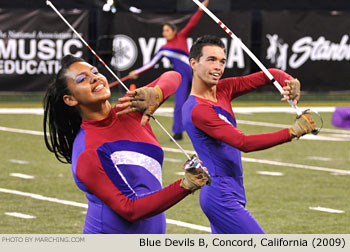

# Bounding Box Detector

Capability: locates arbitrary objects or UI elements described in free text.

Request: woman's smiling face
[64,61,111,107]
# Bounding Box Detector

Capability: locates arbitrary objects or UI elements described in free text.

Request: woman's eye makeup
[75,74,86,84]
[91,67,98,74]
[74,67,98,84]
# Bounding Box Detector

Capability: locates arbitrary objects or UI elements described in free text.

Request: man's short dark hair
[189,35,226,61]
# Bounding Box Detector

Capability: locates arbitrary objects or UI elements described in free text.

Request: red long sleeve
[190,69,294,152]
[178,9,203,38]
[192,104,291,153]
[219,68,294,100]
[147,71,182,100]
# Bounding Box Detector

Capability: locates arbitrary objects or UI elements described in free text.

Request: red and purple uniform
[182,69,293,234]
[134,9,203,135]
[71,71,192,234]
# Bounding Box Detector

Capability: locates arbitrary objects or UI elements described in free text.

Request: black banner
[261,10,350,91]
[97,11,252,89]
[2,9,350,93]
[0,9,89,92]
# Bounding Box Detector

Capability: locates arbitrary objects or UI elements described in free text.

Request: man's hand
[289,111,316,139]
[128,70,139,79]
[116,86,163,126]
[180,166,209,192]
[281,78,300,105]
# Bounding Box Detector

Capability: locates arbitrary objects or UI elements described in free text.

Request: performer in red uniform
[129,0,209,140]
[182,35,316,234]
[43,54,208,233]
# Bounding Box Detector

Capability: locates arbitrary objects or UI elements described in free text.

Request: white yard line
[166,219,211,232]
[5,212,36,219]
[9,159,29,164]
[0,188,88,208]
[307,156,332,162]
[10,173,35,179]
[0,126,45,136]
[163,147,350,174]
[256,171,284,176]
[0,108,43,115]
[163,147,196,155]
[0,188,210,232]
[309,207,344,214]
[242,157,350,174]
[164,157,183,163]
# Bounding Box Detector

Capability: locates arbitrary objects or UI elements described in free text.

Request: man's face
[191,45,226,87]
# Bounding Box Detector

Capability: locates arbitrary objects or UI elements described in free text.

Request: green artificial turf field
[0,94,349,234]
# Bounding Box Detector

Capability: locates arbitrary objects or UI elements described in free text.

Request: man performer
[182,35,316,234]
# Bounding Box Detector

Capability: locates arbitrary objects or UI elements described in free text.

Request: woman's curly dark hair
[43,54,85,164]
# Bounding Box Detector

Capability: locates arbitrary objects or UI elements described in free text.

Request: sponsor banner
[100,11,251,88]
[0,9,89,92]
[261,10,350,91]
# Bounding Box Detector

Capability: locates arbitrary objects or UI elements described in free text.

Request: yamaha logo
[110,34,138,71]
